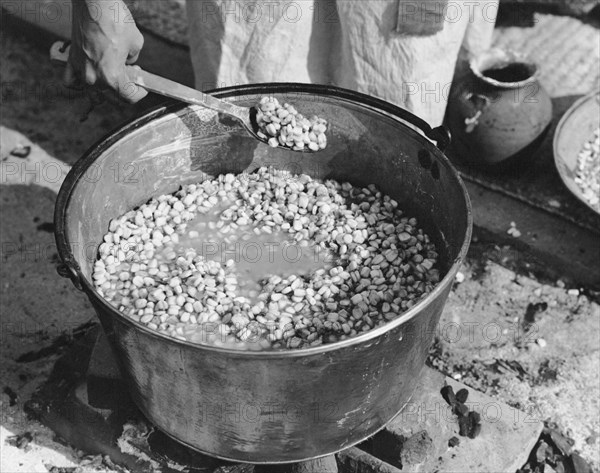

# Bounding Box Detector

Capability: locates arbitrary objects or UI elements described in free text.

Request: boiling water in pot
[170,201,332,304]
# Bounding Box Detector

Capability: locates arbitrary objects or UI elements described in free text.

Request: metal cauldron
[54,84,471,463]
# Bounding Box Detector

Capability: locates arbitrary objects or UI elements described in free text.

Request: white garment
[186,0,498,126]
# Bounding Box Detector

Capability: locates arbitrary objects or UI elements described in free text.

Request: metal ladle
[50,41,316,153]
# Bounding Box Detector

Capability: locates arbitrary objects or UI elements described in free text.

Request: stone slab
[365,367,544,472]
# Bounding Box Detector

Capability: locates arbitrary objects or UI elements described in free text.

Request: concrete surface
[1,15,599,473]
[464,179,600,289]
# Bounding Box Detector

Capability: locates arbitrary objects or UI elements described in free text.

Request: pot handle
[464,93,490,133]
[56,258,84,291]
[429,125,451,152]
[392,108,451,152]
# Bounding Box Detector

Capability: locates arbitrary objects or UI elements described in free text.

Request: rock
[6,432,33,450]
[214,465,255,473]
[456,389,469,404]
[546,426,575,456]
[336,448,401,473]
[535,441,552,463]
[569,453,594,473]
[291,456,338,473]
[400,431,433,466]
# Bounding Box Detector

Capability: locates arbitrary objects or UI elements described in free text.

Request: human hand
[66,0,147,103]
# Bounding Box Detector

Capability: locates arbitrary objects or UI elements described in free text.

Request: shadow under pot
[446,48,553,168]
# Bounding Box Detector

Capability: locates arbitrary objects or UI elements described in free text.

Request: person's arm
[66,0,147,102]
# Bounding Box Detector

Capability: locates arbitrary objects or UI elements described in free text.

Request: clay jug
[447,48,553,167]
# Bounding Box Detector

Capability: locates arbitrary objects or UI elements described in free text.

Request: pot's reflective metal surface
[55,84,471,463]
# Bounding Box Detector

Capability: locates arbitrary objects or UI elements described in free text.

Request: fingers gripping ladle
[50,41,322,153]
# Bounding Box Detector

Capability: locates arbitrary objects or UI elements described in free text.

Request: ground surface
[1,19,599,473]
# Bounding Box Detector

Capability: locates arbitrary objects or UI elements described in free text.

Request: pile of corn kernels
[574,127,600,212]
[255,97,328,151]
[93,168,440,350]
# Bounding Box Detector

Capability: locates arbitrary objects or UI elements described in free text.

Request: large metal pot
[54,84,471,463]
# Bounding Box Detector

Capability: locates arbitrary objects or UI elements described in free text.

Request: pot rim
[54,82,472,358]
[470,47,539,89]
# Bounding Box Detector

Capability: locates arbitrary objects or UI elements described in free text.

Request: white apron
[186,0,498,126]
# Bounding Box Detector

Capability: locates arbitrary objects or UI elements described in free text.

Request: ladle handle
[49,41,246,118]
